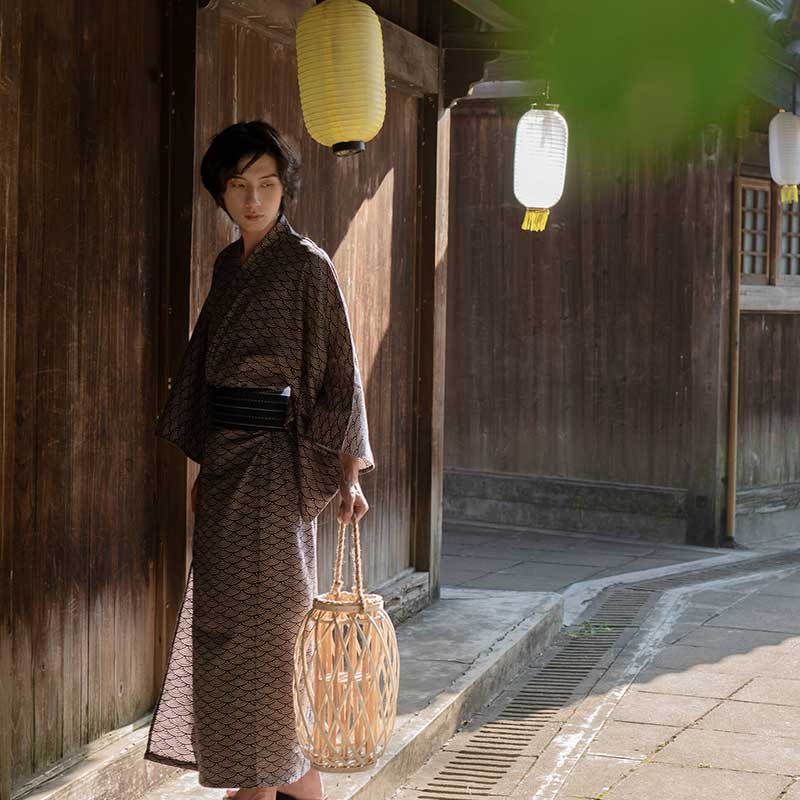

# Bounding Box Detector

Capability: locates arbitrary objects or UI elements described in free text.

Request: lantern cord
[781,184,799,204]
[521,208,549,232]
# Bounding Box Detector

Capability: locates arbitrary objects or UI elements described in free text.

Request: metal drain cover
[392,587,657,799]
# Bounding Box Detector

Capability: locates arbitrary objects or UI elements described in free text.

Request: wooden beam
[220,0,439,96]
[448,0,524,31]
[740,284,800,311]
[442,31,530,50]
[442,48,493,107]
[380,13,439,96]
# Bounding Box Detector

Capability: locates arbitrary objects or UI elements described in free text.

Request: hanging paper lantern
[769,109,800,204]
[513,106,569,231]
[296,0,386,157]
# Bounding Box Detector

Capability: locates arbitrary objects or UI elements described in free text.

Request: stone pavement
[441,520,734,592]
[61,521,798,800]
[510,564,800,800]
[389,523,800,800]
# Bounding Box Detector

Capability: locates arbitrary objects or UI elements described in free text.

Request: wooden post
[0,0,21,796]
[725,176,742,545]
[724,119,748,545]
[154,0,198,683]
[685,124,732,547]
[412,0,449,602]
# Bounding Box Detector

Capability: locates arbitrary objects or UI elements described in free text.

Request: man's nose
[245,187,262,205]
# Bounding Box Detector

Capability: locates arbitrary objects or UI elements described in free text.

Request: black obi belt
[207,384,290,431]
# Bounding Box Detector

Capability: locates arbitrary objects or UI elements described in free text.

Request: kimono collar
[237,211,291,261]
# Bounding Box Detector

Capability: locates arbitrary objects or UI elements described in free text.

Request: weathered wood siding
[737,313,800,487]
[1,0,163,791]
[195,2,420,589]
[1,0,433,795]
[734,130,800,493]
[445,100,731,499]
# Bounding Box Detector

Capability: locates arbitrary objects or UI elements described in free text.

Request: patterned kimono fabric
[143,212,375,787]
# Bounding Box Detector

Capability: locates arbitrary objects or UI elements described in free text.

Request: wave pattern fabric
[143,212,375,787]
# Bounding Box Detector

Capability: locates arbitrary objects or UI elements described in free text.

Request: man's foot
[221,789,277,800]
[276,767,326,800]
[223,768,324,800]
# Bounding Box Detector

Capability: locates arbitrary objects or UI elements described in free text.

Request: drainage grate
[629,550,800,592]
[409,587,657,800]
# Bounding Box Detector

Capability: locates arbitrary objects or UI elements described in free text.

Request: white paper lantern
[513,106,569,232]
[769,109,800,204]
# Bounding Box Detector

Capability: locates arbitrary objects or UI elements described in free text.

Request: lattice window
[778,200,800,283]
[735,177,771,284]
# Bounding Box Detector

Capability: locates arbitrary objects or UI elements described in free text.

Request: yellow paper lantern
[296,0,386,157]
[293,518,399,772]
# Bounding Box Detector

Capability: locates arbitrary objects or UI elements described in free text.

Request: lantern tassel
[782,184,799,204]
[521,208,550,232]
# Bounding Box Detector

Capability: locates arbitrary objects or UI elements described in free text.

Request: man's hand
[337,479,369,524]
[337,452,369,524]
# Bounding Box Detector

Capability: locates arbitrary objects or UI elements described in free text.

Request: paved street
[393,525,800,800]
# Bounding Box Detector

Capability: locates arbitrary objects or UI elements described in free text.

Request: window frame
[735,175,771,285]
[735,173,800,287]
[774,196,800,286]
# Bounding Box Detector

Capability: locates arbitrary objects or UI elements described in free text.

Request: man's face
[221,152,284,233]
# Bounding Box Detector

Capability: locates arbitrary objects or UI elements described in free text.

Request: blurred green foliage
[504,0,766,156]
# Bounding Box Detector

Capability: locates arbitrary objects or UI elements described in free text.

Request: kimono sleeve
[300,251,375,475]
[154,307,210,464]
[153,246,232,465]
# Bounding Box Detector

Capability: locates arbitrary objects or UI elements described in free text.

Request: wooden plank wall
[737,313,800,487]
[444,100,731,496]
[735,128,800,492]
[1,0,164,793]
[194,0,420,590]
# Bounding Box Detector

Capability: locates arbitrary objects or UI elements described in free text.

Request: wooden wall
[194,2,421,589]
[444,100,731,517]
[1,0,164,793]
[737,313,800,487]
[0,0,436,795]
[734,127,800,494]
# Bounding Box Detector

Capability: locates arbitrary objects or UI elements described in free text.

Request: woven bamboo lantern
[513,104,569,231]
[292,517,399,772]
[295,0,386,157]
[769,109,800,204]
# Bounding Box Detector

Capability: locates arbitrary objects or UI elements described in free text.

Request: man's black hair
[200,119,301,218]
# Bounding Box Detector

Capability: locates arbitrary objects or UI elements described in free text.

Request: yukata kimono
[143,211,375,787]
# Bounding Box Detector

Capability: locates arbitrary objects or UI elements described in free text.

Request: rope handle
[330,516,366,609]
